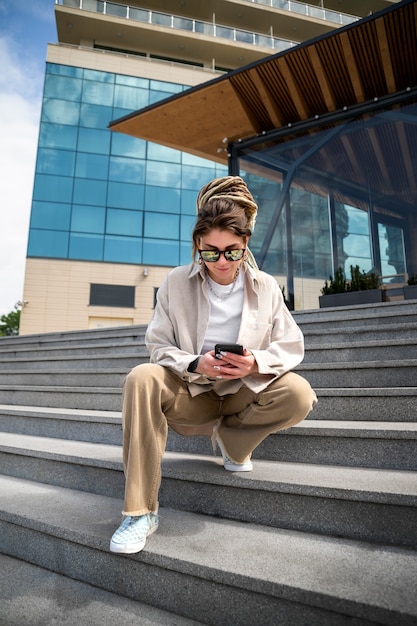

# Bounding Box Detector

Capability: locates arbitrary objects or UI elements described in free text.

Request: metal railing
[57,0,298,52]
[243,0,357,26]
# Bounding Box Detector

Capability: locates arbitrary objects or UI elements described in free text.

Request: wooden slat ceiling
[109,0,417,168]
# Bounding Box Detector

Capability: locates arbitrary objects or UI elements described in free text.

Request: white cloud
[0,36,43,314]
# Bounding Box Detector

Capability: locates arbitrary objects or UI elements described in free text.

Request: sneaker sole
[109,521,158,554]
[224,460,253,472]
[214,429,253,472]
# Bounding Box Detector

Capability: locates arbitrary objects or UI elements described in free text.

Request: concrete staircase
[0,300,417,625]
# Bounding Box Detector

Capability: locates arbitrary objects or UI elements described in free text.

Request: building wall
[20,257,169,334]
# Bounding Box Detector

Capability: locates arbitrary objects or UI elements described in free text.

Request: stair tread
[1,403,416,435]
[1,474,416,621]
[2,432,417,502]
[0,403,121,420]
[1,553,202,626]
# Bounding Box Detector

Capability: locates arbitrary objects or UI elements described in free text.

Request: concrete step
[0,324,147,349]
[0,405,123,444]
[302,337,417,363]
[1,323,416,363]
[1,553,203,626]
[0,340,148,361]
[1,383,416,419]
[1,433,416,547]
[1,405,416,470]
[0,369,129,387]
[0,353,148,371]
[310,387,417,421]
[298,359,417,387]
[0,356,416,390]
[1,475,416,625]
[167,420,417,471]
[0,385,122,410]
[1,337,415,371]
[293,300,417,330]
[302,321,417,344]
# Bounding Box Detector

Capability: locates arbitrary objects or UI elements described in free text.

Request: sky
[0,0,56,316]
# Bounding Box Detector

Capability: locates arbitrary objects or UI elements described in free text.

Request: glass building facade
[28,62,227,270]
[232,96,416,307]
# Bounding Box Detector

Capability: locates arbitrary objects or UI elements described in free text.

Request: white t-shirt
[202,269,245,354]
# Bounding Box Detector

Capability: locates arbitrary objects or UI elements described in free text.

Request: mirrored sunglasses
[199,249,245,262]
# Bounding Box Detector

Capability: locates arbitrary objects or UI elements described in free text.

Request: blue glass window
[147,143,181,163]
[47,63,83,78]
[82,80,114,105]
[75,153,109,180]
[115,74,149,88]
[107,208,143,236]
[180,189,197,215]
[44,75,82,101]
[80,103,113,129]
[30,202,71,230]
[144,186,180,213]
[104,235,142,263]
[146,161,181,188]
[150,80,183,94]
[144,213,179,239]
[71,205,106,234]
[73,178,107,206]
[42,99,80,125]
[78,128,111,154]
[180,215,195,241]
[111,133,146,159]
[114,85,149,110]
[84,69,114,83]
[28,229,69,258]
[33,174,73,203]
[30,62,228,268]
[149,90,179,105]
[180,241,193,265]
[181,165,216,191]
[36,148,75,177]
[343,205,372,272]
[107,182,144,210]
[69,233,103,260]
[39,123,78,150]
[109,156,145,184]
[182,152,213,167]
[143,239,179,266]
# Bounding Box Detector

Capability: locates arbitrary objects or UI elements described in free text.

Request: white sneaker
[110,512,158,554]
[213,423,253,472]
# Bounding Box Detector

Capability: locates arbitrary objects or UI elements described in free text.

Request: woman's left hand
[212,348,258,380]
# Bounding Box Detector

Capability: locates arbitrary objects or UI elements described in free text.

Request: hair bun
[197,176,257,233]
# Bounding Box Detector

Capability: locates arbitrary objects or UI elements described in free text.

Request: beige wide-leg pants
[122,363,317,516]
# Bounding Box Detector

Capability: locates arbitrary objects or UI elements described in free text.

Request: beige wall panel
[19,258,170,335]
[47,45,219,87]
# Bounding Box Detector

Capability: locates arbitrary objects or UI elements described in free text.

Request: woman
[110,176,317,554]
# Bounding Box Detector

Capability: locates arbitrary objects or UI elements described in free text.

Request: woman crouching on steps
[110,175,317,554]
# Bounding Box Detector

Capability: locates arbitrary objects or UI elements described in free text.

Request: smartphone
[215,343,244,358]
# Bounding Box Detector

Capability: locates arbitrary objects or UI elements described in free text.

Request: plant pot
[319,289,385,308]
[403,285,417,300]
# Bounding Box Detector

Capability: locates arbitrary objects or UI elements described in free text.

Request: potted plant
[404,274,417,300]
[319,265,385,308]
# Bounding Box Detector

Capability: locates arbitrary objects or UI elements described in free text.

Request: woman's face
[199,228,247,285]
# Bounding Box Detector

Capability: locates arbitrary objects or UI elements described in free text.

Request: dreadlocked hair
[192,176,258,264]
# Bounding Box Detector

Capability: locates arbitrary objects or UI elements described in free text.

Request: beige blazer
[145,262,304,397]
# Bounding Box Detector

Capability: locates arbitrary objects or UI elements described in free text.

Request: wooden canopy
[109,0,417,165]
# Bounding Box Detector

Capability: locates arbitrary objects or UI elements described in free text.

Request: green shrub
[321,265,380,295]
